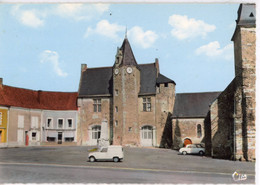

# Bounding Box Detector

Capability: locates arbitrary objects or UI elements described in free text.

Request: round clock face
[114,68,119,74]
[127,67,133,74]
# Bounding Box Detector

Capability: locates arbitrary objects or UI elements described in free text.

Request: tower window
[93,99,101,112]
[143,97,151,112]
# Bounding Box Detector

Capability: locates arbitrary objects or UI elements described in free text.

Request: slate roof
[78,38,175,97]
[231,4,256,41]
[79,67,113,96]
[120,38,138,66]
[139,63,157,94]
[236,4,256,26]
[0,85,78,110]
[157,73,176,85]
[78,63,176,97]
[172,92,221,118]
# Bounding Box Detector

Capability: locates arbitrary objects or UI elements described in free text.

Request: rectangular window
[93,99,101,112]
[65,137,74,142]
[47,118,52,128]
[32,132,37,140]
[0,112,2,125]
[31,116,39,129]
[115,89,119,96]
[143,97,151,112]
[115,120,118,127]
[92,131,101,139]
[18,115,24,129]
[67,119,73,128]
[58,119,63,129]
[47,137,56,142]
[115,106,118,112]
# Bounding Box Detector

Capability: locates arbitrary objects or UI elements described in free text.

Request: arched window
[92,125,101,139]
[197,124,202,138]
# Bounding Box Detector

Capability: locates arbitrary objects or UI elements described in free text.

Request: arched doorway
[140,125,153,146]
[183,138,192,147]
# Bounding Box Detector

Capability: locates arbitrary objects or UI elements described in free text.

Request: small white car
[88,145,124,162]
[179,144,205,155]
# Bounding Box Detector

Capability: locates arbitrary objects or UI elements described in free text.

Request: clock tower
[112,38,141,146]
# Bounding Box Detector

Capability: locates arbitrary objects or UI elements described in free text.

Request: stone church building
[77,37,175,147]
[204,3,256,161]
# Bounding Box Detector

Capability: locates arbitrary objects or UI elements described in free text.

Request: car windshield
[100,148,108,152]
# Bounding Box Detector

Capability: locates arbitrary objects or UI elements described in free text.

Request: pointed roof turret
[119,38,138,66]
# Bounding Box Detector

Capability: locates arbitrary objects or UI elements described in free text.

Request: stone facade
[172,92,221,150]
[172,118,205,149]
[77,97,112,146]
[204,79,236,159]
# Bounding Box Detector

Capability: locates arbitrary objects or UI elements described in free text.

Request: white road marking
[0,162,255,177]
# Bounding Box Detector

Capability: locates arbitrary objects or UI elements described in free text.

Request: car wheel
[89,156,95,162]
[199,151,204,155]
[182,151,187,155]
[113,157,119,162]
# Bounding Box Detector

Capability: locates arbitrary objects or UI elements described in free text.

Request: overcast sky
[0,3,240,93]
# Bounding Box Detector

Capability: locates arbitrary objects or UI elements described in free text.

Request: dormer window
[250,12,254,17]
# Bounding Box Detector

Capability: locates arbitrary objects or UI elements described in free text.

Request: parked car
[179,144,205,155]
[88,145,124,162]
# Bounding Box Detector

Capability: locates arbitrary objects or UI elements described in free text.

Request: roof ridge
[87,66,113,70]
[2,85,77,94]
[139,62,155,66]
[176,91,222,95]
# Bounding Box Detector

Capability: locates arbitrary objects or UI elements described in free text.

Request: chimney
[0,78,3,89]
[81,64,87,73]
[38,90,42,103]
[155,58,160,77]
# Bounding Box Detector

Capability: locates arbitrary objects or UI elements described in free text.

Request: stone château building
[77,37,176,147]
